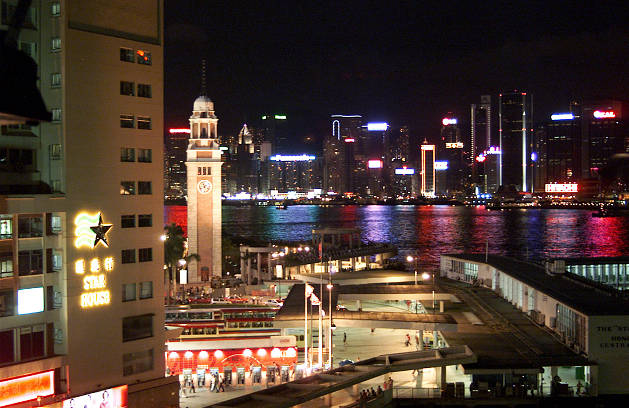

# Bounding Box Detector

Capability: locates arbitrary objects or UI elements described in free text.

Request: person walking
[405,333,411,347]
[343,332,347,345]
[190,380,195,393]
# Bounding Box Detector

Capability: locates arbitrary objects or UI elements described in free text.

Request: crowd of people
[356,378,393,407]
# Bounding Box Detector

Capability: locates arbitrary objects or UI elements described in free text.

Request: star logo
[90,214,112,248]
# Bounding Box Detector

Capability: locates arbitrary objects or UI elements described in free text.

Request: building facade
[0,1,175,407]
[499,91,533,192]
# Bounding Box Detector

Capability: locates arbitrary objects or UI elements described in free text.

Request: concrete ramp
[211,346,476,408]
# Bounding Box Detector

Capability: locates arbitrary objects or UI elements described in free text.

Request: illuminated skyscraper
[499,91,533,191]
[260,114,289,153]
[440,115,465,194]
[471,95,492,186]
[420,141,435,197]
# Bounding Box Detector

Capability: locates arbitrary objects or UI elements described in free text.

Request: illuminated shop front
[166,344,298,385]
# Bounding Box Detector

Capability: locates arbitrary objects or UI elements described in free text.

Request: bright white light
[422,272,431,280]
[406,255,414,262]
[551,113,574,121]
[434,161,448,170]
[270,154,315,162]
[442,118,457,126]
[160,234,167,241]
[485,146,501,155]
[367,122,389,131]
[445,142,463,149]
[18,287,44,315]
[395,168,415,175]
[368,159,383,169]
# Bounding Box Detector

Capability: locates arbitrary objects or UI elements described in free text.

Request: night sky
[165,1,629,147]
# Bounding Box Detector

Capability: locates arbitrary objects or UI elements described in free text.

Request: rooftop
[443,253,629,316]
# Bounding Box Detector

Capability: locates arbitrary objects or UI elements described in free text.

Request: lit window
[123,283,136,302]
[137,116,151,130]
[139,281,153,299]
[137,149,152,163]
[120,181,135,195]
[120,147,135,162]
[50,144,62,160]
[120,47,134,62]
[137,84,151,98]
[120,81,135,96]
[120,114,134,128]
[0,218,13,239]
[0,254,13,278]
[51,2,60,17]
[51,73,61,88]
[51,37,61,51]
[136,49,151,65]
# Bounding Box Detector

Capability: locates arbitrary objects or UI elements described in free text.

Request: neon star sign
[74,212,112,248]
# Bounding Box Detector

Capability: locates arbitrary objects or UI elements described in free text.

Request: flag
[310,293,320,305]
[305,284,314,296]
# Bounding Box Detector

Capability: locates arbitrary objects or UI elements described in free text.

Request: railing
[392,386,440,399]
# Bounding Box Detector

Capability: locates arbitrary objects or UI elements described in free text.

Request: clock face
[197,180,212,194]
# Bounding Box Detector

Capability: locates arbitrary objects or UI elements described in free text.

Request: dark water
[166,205,629,270]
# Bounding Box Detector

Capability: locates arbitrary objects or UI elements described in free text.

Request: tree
[163,223,199,304]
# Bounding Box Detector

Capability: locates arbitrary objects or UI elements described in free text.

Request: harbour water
[166,205,629,270]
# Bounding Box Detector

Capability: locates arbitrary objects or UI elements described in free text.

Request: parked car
[265,299,283,307]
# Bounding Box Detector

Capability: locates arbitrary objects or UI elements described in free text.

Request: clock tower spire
[186,94,222,283]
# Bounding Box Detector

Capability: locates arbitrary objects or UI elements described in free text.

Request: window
[51,2,60,16]
[137,84,152,98]
[51,251,62,271]
[0,148,35,172]
[121,215,135,228]
[18,250,43,276]
[139,281,153,299]
[136,49,151,65]
[0,290,14,317]
[49,144,62,160]
[121,249,136,264]
[137,149,152,163]
[120,147,135,162]
[122,314,153,342]
[120,114,134,128]
[18,215,43,238]
[47,286,61,310]
[123,349,154,376]
[51,180,62,193]
[19,41,37,59]
[0,329,14,364]
[0,218,12,239]
[123,283,136,302]
[51,72,61,88]
[120,181,135,195]
[120,81,135,96]
[138,181,151,195]
[137,116,151,130]
[138,248,152,262]
[51,37,61,51]
[19,325,45,361]
[120,47,134,62]
[138,214,152,227]
[0,253,12,278]
[52,108,61,122]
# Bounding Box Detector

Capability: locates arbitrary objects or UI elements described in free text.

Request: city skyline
[165,2,629,140]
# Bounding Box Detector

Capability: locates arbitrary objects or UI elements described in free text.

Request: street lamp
[407,255,418,285]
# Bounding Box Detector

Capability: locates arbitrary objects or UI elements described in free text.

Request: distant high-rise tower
[420,141,436,197]
[471,95,492,164]
[440,114,464,194]
[186,96,223,281]
[499,91,533,191]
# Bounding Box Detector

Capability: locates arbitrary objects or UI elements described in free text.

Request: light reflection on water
[166,205,629,269]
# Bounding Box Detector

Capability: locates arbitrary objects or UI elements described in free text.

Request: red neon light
[545,183,578,193]
[476,155,486,163]
[169,128,191,134]
[344,138,355,143]
[593,110,616,119]
[0,370,54,407]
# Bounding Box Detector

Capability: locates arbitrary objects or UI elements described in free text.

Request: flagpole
[318,304,323,367]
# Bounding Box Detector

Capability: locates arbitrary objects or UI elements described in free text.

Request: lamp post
[304,283,314,370]
[407,254,419,313]
[327,283,333,368]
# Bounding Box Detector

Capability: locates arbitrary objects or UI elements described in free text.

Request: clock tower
[186,95,223,282]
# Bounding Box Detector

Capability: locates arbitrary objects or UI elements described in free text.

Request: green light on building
[261,115,267,120]
[274,115,287,120]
